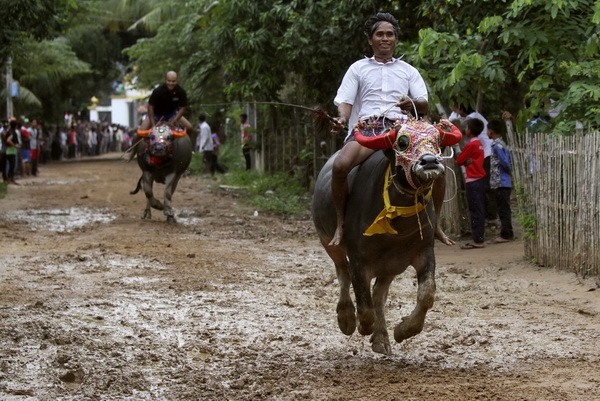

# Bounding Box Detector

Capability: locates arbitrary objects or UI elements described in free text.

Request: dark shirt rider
[148,82,187,121]
[139,71,193,132]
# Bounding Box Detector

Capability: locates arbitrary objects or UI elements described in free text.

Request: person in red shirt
[456,118,486,249]
[20,123,31,177]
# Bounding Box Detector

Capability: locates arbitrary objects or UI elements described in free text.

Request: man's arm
[331,102,352,134]
[171,106,187,125]
[147,104,156,127]
[456,142,473,166]
[497,146,512,174]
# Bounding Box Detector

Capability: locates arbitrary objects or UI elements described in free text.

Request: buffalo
[130,123,193,223]
[312,119,461,354]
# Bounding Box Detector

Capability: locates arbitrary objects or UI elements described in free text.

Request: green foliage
[10,39,92,121]
[519,213,537,240]
[0,0,77,63]
[188,152,206,175]
[220,169,310,216]
[0,181,7,199]
[410,0,600,131]
[190,135,310,216]
[5,0,600,135]
[514,182,536,239]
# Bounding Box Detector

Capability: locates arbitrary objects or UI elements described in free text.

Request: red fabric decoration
[354,128,398,149]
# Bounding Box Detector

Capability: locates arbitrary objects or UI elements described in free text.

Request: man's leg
[243,147,251,170]
[496,187,514,239]
[177,116,194,132]
[467,179,486,244]
[329,142,374,247]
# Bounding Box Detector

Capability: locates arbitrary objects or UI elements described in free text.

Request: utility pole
[6,56,13,119]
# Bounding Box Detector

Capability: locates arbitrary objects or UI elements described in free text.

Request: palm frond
[0,85,42,108]
[15,39,91,88]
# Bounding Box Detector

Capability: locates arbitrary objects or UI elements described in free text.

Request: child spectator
[488,119,514,242]
[457,118,486,249]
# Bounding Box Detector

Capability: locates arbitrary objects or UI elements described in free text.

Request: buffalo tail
[130,176,142,195]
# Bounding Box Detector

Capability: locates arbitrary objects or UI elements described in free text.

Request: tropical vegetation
[2,0,600,132]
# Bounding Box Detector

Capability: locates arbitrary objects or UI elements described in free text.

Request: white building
[89,86,150,128]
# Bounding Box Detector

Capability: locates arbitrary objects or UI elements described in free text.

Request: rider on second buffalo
[328,12,455,247]
[141,71,193,133]
[129,71,193,161]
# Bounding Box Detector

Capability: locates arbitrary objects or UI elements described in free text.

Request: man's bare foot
[329,226,343,246]
[435,227,455,246]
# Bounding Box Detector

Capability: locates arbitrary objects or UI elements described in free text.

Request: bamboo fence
[245,104,468,235]
[439,146,470,237]
[507,128,600,277]
[247,104,600,277]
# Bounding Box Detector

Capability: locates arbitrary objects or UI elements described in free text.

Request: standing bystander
[0,120,6,180]
[3,120,21,185]
[27,119,40,176]
[196,114,216,175]
[456,118,486,249]
[240,113,253,170]
[487,119,514,243]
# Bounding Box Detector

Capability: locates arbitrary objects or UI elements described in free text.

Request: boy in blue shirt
[488,120,514,242]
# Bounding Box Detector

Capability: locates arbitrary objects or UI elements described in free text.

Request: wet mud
[1,156,599,400]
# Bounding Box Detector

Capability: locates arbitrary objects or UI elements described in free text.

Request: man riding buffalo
[139,71,193,133]
[328,12,455,247]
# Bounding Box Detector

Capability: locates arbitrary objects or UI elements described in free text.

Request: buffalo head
[137,123,187,162]
[355,119,460,190]
[146,124,175,159]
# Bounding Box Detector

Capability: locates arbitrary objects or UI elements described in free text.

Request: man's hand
[330,116,347,135]
[396,95,414,114]
[464,158,473,166]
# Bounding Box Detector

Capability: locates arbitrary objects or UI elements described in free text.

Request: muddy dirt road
[1,155,599,400]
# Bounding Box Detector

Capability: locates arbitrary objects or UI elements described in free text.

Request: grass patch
[0,181,6,199]
[220,169,310,217]
[189,141,310,217]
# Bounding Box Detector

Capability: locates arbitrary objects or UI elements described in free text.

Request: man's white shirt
[334,56,428,139]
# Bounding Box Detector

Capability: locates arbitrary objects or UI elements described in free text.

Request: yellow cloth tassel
[363,165,432,236]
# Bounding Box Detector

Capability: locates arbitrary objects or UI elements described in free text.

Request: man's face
[368,22,397,57]
[165,74,178,90]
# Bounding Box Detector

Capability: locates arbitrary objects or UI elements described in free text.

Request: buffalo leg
[350,263,375,336]
[371,276,394,355]
[141,172,163,219]
[394,251,436,342]
[319,235,355,335]
[163,172,179,223]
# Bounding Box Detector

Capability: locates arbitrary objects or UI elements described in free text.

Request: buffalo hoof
[151,201,164,211]
[141,210,151,219]
[357,309,375,336]
[164,209,176,223]
[336,302,356,335]
[394,316,424,343]
[371,329,392,354]
[371,340,392,355]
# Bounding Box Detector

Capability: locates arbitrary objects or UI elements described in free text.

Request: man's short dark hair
[198,114,206,121]
[467,118,484,135]
[365,12,400,38]
[488,119,504,136]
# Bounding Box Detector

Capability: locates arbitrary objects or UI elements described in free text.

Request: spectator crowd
[1,118,135,185]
